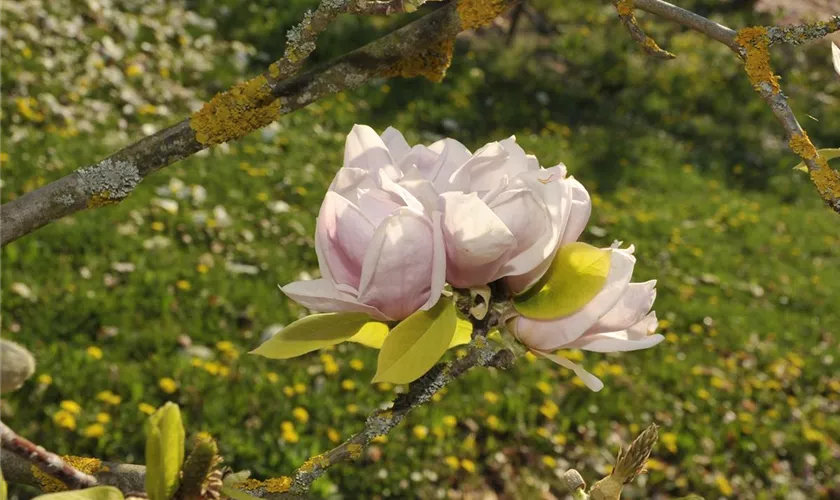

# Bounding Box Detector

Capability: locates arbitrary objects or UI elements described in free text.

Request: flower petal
[356,208,437,320]
[446,141,509,192]
[380,126,411,164]
[569,331,664,353]
[316,191,375,289]
[559,177,591,246]
[511,247,637,351]
[343,124,400,178]
[281,279,388,320]
[420,211,447,310]
[587,280,656,334]
[427,139,472,192]
[496,166,573,279]
[532,349,604,392]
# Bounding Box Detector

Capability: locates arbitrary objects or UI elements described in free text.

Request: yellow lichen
[235,477,292,493]
[299,454,330,473]
[614,0,634,17]
[735,27,780,93]
[347,443,363,460]
[643,36,664,53]
[87,191,118,208]
[790,132,840,209]
[189,74,282,146]
[31,457,103,493]
[457,0,507,31]
[385,38,455,83]
[268,63,282,80]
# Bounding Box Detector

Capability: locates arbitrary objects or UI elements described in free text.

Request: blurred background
[2,0,839,498]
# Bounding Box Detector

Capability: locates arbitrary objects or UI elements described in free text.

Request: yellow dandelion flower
[96,413,111,424]
[125,64,143,77]
[256,192,269,202]
[715,474,733,496]
[191,358,203,368]
[327,428,341,443]
[294,383,307,394]
[216,341,234,352]
[371,435,388,444]
[341,379,356,391]
[432,426,445,440]
[552,433,567,446]
[176,280,191,291]
[540,400,559,420]
[150,221,165,232]
[696,388,711,400]
[346,404,359,414]
[87,346,103,360]
[138,403,157,415]
[483,391,499,404]
[535,381,551,395]
[218,366,230,377]
[283,386,295,397]
[444,456,460,470]
[376,382,393,392]
[524,351,538,363]
[196,264,210,274]
[541,456,557,468]
[485,415,500,430]
[203,362,221,375]
[266,372,280,384]
[442,415,457,428]
[460,459,476,473]
[158,378,178,394]
[292,407,309,424]
[282,429,299,443]
[82,424,105,438]
[324,361,338,375]
[412,425,428,440]
[349,359,364,371]
[537,427,551,439]
[60,400,82,415]
[661,432,678,453]
[53,410,76,430]
[96,391,122,406]
[38,374,53,385]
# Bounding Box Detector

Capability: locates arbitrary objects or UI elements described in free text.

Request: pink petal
[281,279,388,320]
[420,211,447,310]
[587,280,656,334]
[343,124,400,179]
[446,142,509,192]
[428,139,472,192]
[356,208,437,320]
[559,177,592,246]
[568,331,664,353]
[316,191,375,289]
[496,166,573,279]
[511,247,637,351]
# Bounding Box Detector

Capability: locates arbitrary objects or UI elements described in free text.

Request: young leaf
[347,321,390,349]
[34,487,124,500]
[372,298,457,384]
[250,313,384,359]
[792,148,840,172]
[513,242,611,320]
[145,403,185,500]
[449,317,473,348]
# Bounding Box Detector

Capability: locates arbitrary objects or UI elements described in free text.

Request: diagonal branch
[0,0,519,247]
[624,0,840,214]
[0,423,98,491]
[612,0,675,59]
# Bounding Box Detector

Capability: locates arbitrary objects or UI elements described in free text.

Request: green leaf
[449,317,473,348]
[1,466,7,500]
[219,486,263,500]
[34,487,124,500]
[513,242,610,320]
[250,313,385,359]
[347,321,390,349]
[793,148,840,172]
[145,402,185,500]
[372,298,457,384]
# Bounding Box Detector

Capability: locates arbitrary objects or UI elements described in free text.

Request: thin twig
[613,0,675,59]
[0,423,98,490]
[627,0,840,213]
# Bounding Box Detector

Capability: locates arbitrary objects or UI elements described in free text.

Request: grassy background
[2,0,839,498]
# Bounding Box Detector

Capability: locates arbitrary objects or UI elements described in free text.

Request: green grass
[3,1,840,498]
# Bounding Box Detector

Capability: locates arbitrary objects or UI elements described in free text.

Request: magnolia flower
[509,243,663,391]
[281,125,446,321]
[379,127,591,290]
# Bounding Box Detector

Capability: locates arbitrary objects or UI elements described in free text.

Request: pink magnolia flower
[379,127,592,291]
[509,245,663,391]
[281,125,446,321]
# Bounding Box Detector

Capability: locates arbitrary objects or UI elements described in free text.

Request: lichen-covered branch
[0,424,98,491]
[612,0,675,59]
[0,0,519,247]
[627,0,840,213]
[1,450,146,493]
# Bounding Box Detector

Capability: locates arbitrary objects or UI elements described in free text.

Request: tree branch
[613,0,675,59]
[0,0,519,247]
[0,424,98,491]
[624,0,840,213]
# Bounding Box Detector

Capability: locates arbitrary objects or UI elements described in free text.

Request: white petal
[380,126,412,164]
[569,331,664,353]
[833,42,840,77]
[533,350,604,392]
[587,280,656,334]
[559,177,592,246]
[428,139,472,192]
[446,141,509,192]
[377,168,425,213]
[343,124,400,178]
[281,279,388,320]
[441,192,517,266]
[316,191,375,289]
[420,211,447,310]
